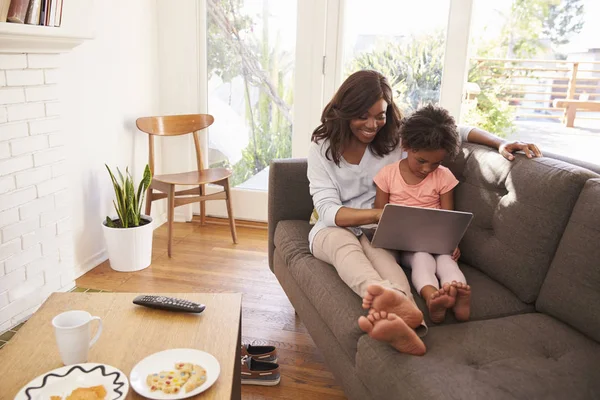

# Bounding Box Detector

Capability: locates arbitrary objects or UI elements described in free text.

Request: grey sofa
[268,143,600,400]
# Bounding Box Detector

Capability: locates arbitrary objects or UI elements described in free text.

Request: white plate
[15,363,129,400]
[129,349,220,399]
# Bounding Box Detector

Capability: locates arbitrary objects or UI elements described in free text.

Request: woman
[307,70,542,355]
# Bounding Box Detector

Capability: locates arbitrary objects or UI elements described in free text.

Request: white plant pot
[102,215,153,272]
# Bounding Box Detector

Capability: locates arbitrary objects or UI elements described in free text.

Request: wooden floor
[77,218,347,400]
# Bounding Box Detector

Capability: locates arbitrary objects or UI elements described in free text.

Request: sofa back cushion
[537,179,600,342]
[447,144,598,303]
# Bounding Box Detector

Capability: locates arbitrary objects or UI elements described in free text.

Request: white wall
[61,0,162,276]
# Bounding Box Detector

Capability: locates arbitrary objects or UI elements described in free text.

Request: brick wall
[0,54,75,332]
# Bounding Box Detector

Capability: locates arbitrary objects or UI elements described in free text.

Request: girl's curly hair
[400,104,460,157]
[311,70,403,166]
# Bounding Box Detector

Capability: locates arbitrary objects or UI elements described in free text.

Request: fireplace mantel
[0,22,92,53]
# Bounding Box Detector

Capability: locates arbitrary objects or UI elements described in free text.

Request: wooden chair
[136,114,237,257]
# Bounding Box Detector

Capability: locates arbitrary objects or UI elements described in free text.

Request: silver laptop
[367,204,474,255]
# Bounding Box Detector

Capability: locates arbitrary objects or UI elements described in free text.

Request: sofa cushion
[537,179,600,342]
[446,144,598,303]
[356,313,600,400]
[410,263,534,325]
[274,220,365,360]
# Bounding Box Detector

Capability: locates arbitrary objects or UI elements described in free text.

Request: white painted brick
[28,54,61,69]
[7,102,45,122]
[44,69,59,84]
[43,270,61,294]
[26,255,58,277]
[25,85,58,102]
[41,238,59,259]
[0,141,8,159]
[59,265,75,286]
[1,217,38,243]
[10,304,41,326]
[0,72,5,87]
[0,122,27,140]
[45,102,60,116]
[0,107,7,123]
[36,175,67,197]
[57,232,73,259]
[33,147,65,167]
[14,166,51,188]
[0,175,14,194]
[41,206,69,227]
[0,209,19,229]
[19,195,54,220]
[28,117,60,135]
[10,135,48,156]
[0,187,36,213]
[56,217,71,235]
[0,88,25,105]
[0,238,20,262]
[48,132,65,147]
[4,244,41,273]
[22,224,56,249]
[0,154,33,176]
[53,190,71,208]
[0,320,11,332]
[6,70,44,86]
[0,293,39,325]
[8,272,44,302]
[0,54,27,69]
[0,268,25,292]
[51,161,67,177]
[0,291,8,309]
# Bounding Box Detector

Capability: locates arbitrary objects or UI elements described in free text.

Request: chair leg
[224,178,238,244]
[199,184,206,225]
[167,184,175,257]
[145,188,153,216]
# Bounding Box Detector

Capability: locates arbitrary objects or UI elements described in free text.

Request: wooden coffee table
[0,292,242,399]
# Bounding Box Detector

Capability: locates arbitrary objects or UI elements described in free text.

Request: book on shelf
[0,0,10,22]
[7,0,29,23]
[25,0,41,25]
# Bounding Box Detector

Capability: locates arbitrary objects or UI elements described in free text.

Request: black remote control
[133,295,206,313]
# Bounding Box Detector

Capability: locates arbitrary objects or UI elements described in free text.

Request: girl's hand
[451,247,461,261]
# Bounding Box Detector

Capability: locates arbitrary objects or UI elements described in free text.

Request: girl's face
[349,98,387,144]
[404,148,447,179]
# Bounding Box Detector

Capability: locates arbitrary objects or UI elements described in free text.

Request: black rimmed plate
[15,363,129,400]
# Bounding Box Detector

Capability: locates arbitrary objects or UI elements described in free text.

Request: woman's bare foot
[362,285,423,329]
[426,283,456,324]
[358,311,426,356]
[452,281,471,321]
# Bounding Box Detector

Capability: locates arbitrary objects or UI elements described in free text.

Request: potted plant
[102,164,153,272]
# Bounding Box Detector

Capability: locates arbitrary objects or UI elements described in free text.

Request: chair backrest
[136,114,214,174]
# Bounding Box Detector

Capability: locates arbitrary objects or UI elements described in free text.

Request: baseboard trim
[74,249,108,279]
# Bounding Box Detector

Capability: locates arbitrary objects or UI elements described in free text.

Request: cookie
[184,364,207,393]
[146,369,190,394]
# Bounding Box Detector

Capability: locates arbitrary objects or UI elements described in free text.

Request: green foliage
[347,31,445,112]
[543,0,585,47]
[105,164,152,228]
[462,92,515,138]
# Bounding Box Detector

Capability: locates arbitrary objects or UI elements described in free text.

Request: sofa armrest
[268,158,313,271]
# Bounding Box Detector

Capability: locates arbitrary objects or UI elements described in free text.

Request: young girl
[373,104,471,323]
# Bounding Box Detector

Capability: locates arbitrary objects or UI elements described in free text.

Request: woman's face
[349,98,387,144]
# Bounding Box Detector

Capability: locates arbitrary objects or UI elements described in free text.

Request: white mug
[52,310,103,365]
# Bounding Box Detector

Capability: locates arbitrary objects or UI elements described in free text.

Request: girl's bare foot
[358,311,426,356]
[362,284,423,329]
[452,281,471,321]
[426,283,456,323]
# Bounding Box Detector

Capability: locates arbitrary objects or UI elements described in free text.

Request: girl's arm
[440,189,455,211]
[374,186,389,209]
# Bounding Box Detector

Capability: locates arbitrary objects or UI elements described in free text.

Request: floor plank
[77,219,347,400]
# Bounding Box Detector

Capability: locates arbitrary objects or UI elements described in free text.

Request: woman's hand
[451,247,461,262]
[499,140,543,161]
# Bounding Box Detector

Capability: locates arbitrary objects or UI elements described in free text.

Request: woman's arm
[374,186,389,209]
[308,144,382,228]
[464,127,543,161]
[440,189,454,211]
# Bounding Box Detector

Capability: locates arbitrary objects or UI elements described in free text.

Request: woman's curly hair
[400,104,460,157]
[311,70,403,166]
